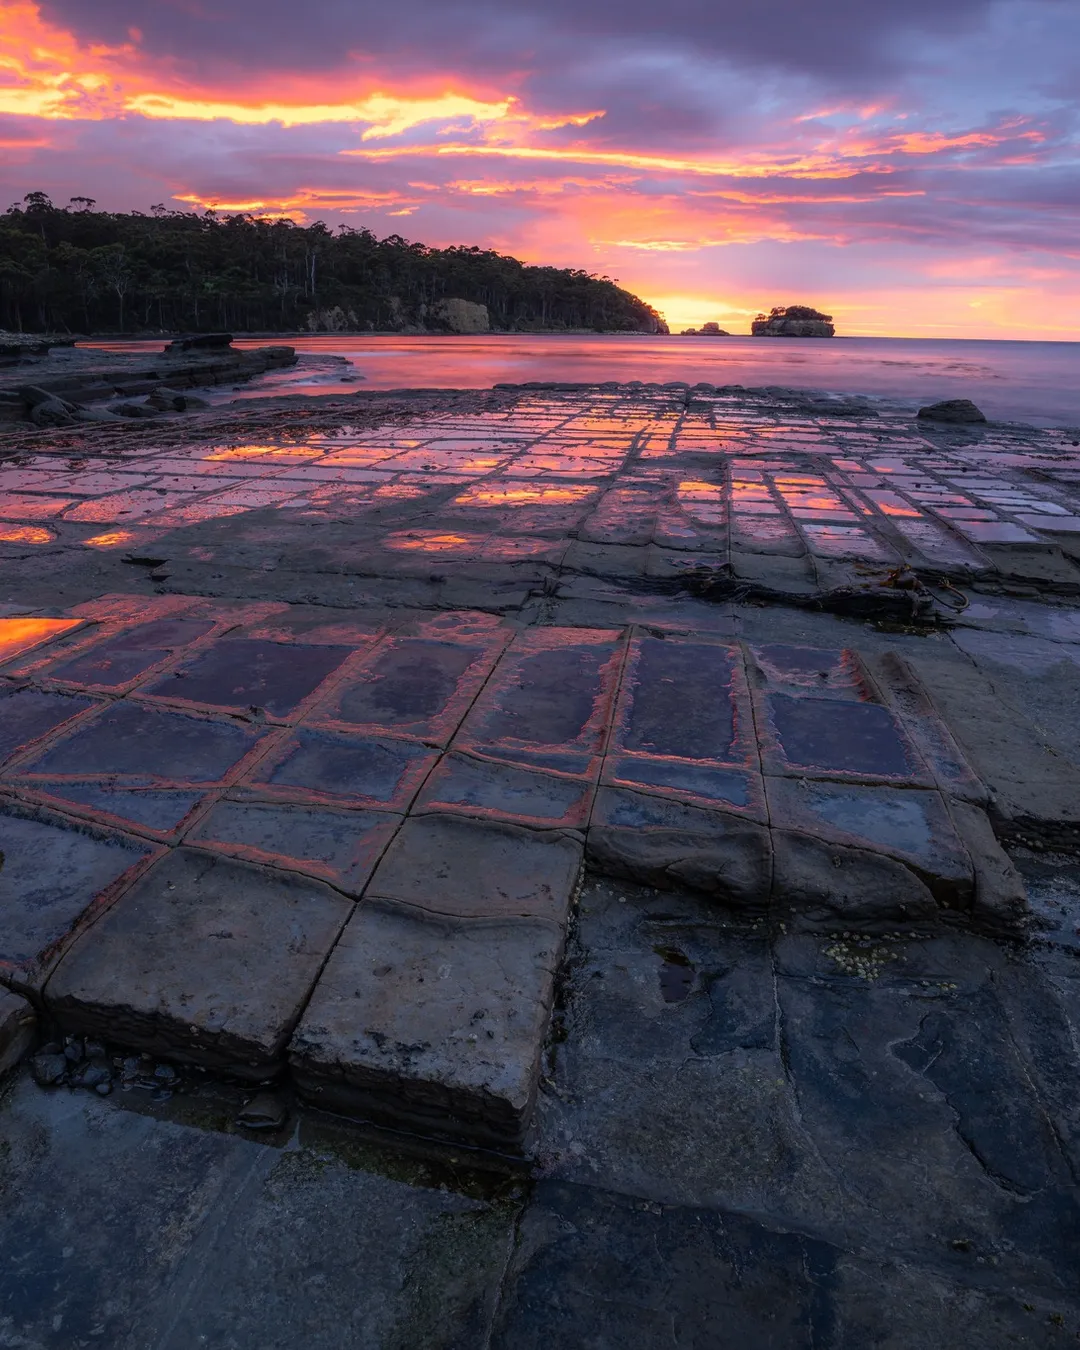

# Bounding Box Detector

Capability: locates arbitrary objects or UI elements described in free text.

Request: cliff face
[751,306,835,338]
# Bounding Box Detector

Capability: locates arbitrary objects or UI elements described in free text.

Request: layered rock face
[0,338,297,425]
[752,306,835,337]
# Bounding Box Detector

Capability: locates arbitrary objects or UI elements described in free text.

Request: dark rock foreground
[1,380,1079,1343]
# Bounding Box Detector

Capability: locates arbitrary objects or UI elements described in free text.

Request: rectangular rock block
[765,778,973,908]
[45,849,352,1078]
[143,638,356,720]
[0,687,98,768]
[455,627,625,775]
[414,752,593,829]
[187,799,401,894]
[244,729,438,810]
[366,813,583,924]
[587,786,772,909]
[15,702,268,785]
[289,900,564,1149]
[307,626,507,745]
[0,802,154,993]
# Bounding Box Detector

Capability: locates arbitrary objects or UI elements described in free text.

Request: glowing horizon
[2,0,1079,339]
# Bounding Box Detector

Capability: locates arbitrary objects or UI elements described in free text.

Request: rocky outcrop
[752,306,835,338]
[0,331,78,363]
[1,341,297,425]
[917,398,987,424]
[430,298,491,334]
[681,323,730,336]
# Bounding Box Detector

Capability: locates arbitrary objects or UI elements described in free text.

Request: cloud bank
[3,0,1079,334]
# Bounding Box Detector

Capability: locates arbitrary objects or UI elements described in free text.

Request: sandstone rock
[290,900,563,1148]
[45,849,352,1078]
[29,397,77,427]
[916,399,988,424]
[0,988,36,1079]
[700,323,730,336]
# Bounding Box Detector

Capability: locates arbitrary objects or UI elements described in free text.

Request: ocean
[81,333,1080,427]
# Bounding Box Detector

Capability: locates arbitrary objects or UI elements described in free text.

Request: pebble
[30,1053,68,1087]
[235,1092,288,1130]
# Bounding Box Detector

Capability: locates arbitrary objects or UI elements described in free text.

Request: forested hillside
[0,193,667,336]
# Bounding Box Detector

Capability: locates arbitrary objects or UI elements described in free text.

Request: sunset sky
[2,0,1078,337]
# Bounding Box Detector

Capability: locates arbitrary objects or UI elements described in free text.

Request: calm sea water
[82,334,1080,427]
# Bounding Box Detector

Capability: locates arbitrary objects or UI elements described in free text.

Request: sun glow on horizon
[1,0,1078,340]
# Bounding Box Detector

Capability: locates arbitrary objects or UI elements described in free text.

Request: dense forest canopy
[753,304,833,323]
[0,192,667,336]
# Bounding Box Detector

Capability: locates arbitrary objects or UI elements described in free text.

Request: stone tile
[46,849,352,1077]
[0,803,153,992]
[40,617,217,689]
[600,756,766,818]
[0,686,97,766]
[587,786,773,908]
[187,799,401,894]
[610,634,754,765]
[864,650,988,803]
[456,627,625,775]
[766,778,973,907]
[290,899,563,1148]
[308,631,505,744]
[16,702,266,783]
[415,752,593,829]
[759,692,925,782]
[144,638,356,718]
[367,813,583,923]
[24,783,204,836]
[247,729,438,809]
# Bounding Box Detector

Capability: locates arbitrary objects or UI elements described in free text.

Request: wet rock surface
[1,381,1079,1339]
[0,868,1078,1345]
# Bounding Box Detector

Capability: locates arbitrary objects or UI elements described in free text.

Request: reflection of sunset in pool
[386,531,479,553]
[83,529,139,548]
[453,483,595,507]
[0,616,83,662]
[0,525,53,544]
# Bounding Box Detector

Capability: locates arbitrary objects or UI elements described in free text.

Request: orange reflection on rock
[676,480,724,501]
[0,617,82,664]
[83,530,137,548]
[0,525,53,544]
[205,445,321,462]
[454,483,595,507]
[374,483,431,500]
[866,490,922,518]
[385,531,482,554]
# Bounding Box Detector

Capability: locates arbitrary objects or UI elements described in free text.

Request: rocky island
[751,304,835,337]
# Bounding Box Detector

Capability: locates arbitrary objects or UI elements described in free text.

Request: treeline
[0,192,667,336]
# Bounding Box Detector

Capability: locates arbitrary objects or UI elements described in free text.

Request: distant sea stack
[679,322,730,336]
[751,305,835,338]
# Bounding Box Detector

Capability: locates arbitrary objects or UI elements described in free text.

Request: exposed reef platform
[2,379,1080,1341]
